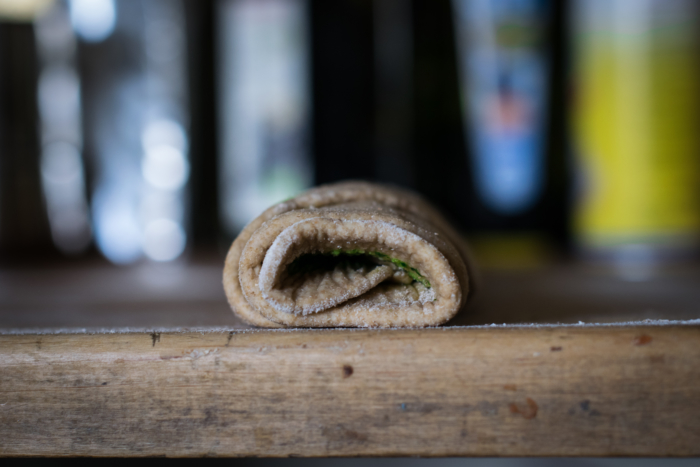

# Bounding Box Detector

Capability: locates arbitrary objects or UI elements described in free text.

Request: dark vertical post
[311,0,375,184]
[373,0,415,188]
[0,23,53,260]
[413,0,469,228]
[186,0,220,249]
[543,0,572,253]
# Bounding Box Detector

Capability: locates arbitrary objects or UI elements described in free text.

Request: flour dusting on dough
[258,218,443,316]
[226,181,472,328]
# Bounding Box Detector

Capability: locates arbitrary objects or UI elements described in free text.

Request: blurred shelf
[0,261,244,331]
[0,261,699,457]
[2,261,700,331]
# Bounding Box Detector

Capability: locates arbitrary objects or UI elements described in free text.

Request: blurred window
[217,0,312,235]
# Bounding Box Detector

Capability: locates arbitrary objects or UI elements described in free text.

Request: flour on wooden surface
[3,318,699,335]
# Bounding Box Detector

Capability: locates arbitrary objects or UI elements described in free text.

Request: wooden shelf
[1,261,699,457]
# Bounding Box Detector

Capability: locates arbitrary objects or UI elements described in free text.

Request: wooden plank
[1,325,699,457]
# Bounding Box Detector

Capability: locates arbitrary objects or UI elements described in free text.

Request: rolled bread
[223,181,475,327]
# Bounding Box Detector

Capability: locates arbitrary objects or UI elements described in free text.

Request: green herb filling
[288,249,430,289]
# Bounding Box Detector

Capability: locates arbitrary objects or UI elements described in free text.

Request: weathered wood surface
[2,325,699,457]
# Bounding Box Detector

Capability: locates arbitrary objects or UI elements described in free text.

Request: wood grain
[1,325,699,457]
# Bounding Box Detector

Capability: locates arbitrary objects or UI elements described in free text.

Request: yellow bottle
[573,0,700,277]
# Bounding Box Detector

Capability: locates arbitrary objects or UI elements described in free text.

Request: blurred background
[1,0,700,330]
[2,0,700,272]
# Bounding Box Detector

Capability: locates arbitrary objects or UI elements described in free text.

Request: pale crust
[223,181,475,328]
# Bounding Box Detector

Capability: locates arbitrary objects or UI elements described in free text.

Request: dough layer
[223,181,475,328]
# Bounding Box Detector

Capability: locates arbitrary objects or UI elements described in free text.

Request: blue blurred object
[68,0,116,43]
[453,0,549,215]
[77,0,190,264]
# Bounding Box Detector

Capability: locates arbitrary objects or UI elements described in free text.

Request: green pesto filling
[289,248,430,288]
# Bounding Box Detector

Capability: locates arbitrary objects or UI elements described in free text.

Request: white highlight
[41,141,82,186]
[40,142,91,254]
[142,119,187,153]
[93,193,142,264]
[38,66,80,125]
[141,120,190,191]
[142,145,189,191]
[143,219,186,262]
[68,0,116,43]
